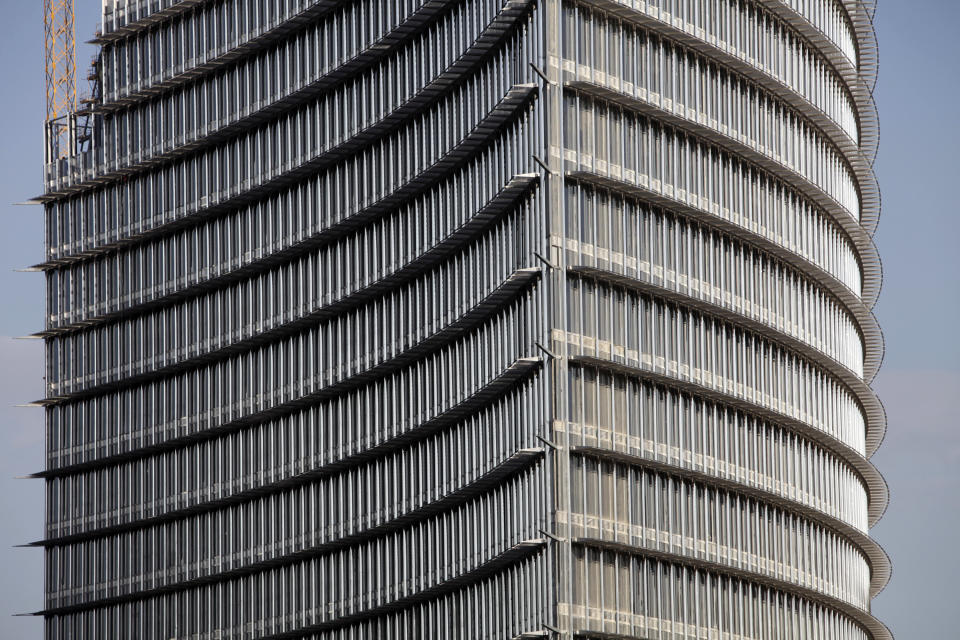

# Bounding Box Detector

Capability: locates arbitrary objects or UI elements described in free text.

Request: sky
[0,1,957,638]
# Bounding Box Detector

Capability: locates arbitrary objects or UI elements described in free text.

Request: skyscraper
[32,0,890,638]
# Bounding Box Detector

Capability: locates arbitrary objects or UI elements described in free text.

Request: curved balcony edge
[40,0,534,204]
[571,445,891,597]
[38,265,540,407]
[574,0,882,238]
[35,82,538,273]
[564,171,885,381]
[36,323,543,479]
[567,355,889,528]
[569,265,887,463]
[567,80,879,294]
[758,0,880,166]
[35,537,547,626]
[36,448,545,615]
[40,175,537,396]
[574,537,893,640]
[94,0,216,43]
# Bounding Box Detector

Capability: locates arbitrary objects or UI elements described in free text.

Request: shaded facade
[33,0,890,639]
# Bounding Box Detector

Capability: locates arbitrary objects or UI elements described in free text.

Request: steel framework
[43,0,76,160]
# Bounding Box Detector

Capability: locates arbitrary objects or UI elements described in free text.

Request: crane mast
[43,0,76,161]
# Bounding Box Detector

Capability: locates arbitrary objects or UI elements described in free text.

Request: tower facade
[34,1,890,639]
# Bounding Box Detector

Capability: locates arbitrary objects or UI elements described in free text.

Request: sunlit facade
[33,1,890,639]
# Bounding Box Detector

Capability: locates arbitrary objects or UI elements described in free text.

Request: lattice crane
[43,0,76,160]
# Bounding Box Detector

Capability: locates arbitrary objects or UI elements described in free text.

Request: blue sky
[0,2,957,637]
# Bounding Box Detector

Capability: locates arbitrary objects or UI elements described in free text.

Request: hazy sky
[0,2,957,638]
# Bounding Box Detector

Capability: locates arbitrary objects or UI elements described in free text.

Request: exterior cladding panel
[35,1,890,639]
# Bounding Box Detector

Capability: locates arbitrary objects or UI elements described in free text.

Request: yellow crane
[43,0,76,160]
